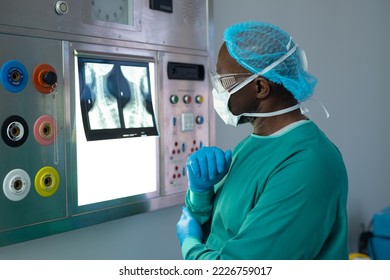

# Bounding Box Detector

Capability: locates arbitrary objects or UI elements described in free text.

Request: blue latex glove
[177,207,203,246]
[186,146,232,193]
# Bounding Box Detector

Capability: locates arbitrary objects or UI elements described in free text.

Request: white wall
[212,0,390,252]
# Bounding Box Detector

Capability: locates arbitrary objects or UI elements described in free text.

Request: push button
[170,95,179,104]
[183,95,192,104]
[196,115,204,125]
[195,95,204,104]
[42,71,57,86]
[181,113,194,131]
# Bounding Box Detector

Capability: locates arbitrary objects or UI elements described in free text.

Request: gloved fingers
[213,148,229,173]
[186,147,232,185]
[187,150,212,179]
[177,207,189,231]
[225,149,232,168]
[177,207,203,246]
[205,149,218,180]
[181,206,190,217]
[181,207,201,230]
[177,209,187,246]
[197,152,210,180]
[187,156,201,178]
[201,147,227,179]
[177,207,196,233]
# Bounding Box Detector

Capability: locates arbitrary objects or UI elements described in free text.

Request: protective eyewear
[209,71,255,93]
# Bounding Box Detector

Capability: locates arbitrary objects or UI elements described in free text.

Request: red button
[183,95,192,104]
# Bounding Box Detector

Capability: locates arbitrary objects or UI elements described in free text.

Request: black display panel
[78,57,158,141]
[150,0,173,13]
[167,62,205,81]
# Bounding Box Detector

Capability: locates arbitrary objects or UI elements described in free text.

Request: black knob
[42,71,57,86]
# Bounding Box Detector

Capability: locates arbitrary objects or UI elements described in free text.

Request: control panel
[0,34,66,232]
[160,53,209,195]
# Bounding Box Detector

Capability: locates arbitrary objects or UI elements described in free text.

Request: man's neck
[251,110,307,136]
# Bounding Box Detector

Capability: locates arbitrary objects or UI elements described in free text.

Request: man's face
[216,44,260,117]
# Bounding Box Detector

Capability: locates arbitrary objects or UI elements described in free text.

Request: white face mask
[212,43,300,126]
[212,88,301,126]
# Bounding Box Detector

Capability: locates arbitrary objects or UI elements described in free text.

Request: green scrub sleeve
[185,189,214,225]
[182,237,216,259]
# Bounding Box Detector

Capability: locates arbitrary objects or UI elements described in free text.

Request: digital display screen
[167,62,205,80]
[78,57,158,141]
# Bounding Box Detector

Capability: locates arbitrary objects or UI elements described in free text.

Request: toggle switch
[172,116,177,127]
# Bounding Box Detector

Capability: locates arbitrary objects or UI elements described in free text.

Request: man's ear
[255,77,270,99]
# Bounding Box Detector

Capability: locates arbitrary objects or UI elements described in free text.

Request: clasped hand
[177,207,202,246]
[186,146,232,193]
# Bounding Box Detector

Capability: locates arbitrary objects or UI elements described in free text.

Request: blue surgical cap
[223,21,317,102]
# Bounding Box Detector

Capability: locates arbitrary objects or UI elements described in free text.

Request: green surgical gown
[183,120,348,259]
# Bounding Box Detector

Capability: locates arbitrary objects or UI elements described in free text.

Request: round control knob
[195,95,204,104]
[33,64,58,94]
[55,1,69,15]
[170,95,179,104]
[42,71,57,86]
[183,95,192,104]
[196,116,204,125]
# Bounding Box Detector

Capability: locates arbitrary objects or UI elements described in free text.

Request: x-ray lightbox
[74,50,160,210]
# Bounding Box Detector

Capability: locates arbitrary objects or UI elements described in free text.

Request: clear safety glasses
[209,71,255,93]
